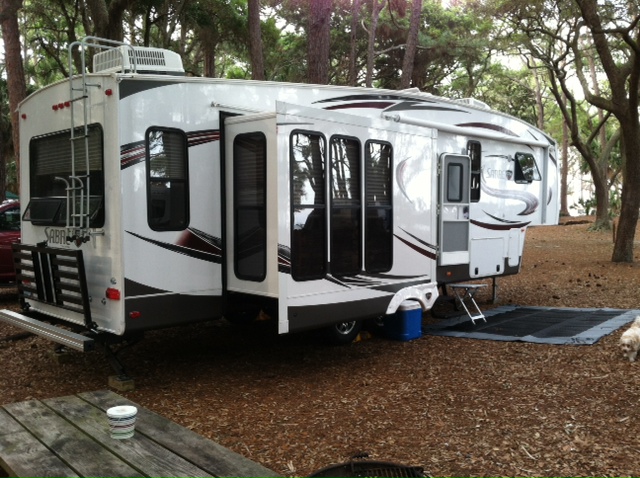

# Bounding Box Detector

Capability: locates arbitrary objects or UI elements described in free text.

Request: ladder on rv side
[64,37,136,244]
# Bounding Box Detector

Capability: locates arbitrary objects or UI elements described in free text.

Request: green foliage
[6,0,632,222]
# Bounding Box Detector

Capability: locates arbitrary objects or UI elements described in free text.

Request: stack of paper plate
[107,405,137,439]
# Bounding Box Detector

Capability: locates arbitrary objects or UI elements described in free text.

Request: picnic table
[0,389,279,477]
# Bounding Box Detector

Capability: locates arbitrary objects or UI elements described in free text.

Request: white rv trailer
[0,39,559,359]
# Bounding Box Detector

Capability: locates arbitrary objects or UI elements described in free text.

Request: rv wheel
[324,320,363,345]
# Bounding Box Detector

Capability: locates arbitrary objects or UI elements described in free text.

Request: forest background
[0,0,639,263]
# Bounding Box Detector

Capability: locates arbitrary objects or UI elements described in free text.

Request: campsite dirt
[1,217,640,477]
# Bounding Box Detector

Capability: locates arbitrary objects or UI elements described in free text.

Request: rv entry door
[223,113,278,302]
[439,154,471,267]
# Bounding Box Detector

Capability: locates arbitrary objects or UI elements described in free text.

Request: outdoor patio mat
[423,306,640,345]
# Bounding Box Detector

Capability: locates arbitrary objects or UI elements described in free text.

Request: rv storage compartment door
[439,154,471,267]
[224,113,278,299]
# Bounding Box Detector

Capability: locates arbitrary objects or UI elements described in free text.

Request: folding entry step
[448,283,487,324]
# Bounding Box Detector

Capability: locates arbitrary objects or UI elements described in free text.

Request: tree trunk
[533,67,545,130]
[612,124,640,262]
[348,0,361,86]
[307,0,331,84]
[365,0,384,87]
[85,0,130,41]
[203,40,216,78]
[399,0,422,90]
[560,116,570,216]
[248,0,265,81]
[575,0,640,262]
[0,0,27,195]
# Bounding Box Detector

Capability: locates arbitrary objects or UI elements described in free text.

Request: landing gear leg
[98,334,142,392]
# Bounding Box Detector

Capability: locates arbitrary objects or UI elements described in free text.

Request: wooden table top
[0,389,278,477]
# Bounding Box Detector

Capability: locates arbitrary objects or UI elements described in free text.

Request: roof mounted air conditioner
[455,97,491,110]
[93,46,184,75]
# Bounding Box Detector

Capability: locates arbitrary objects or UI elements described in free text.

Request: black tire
[323,320,363,345]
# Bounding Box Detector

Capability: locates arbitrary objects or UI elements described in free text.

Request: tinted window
[146,128,189,231]
[514,152,541,183]
[365,141,392,272]
[25,124,104,227]
[290,132,326,281]
[330,136,361,276]
[447,163,463,202]
[468,141,481,202]
[234,133,266,282]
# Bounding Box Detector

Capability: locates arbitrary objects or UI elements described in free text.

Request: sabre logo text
[44,227,70,244]
[483,168,513,180]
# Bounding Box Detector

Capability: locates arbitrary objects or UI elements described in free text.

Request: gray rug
[423,306,640,345]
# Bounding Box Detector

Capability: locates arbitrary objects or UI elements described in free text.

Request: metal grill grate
[309,460,425,478]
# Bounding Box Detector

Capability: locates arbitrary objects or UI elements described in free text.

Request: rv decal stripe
[456,122,519,137]
[471,218,531,231]
[120,80,178,100]
[396,159,412,203]
[370,278,433,294]
[482,212,525,225]
[126,231,222,263]
[383,102,465,114]
[313,94,435,104]
[121,130,220,170]
[481,181,539,215]
[179,227,223,256]
[398,227,437,252]
[124,278,167,297]
[121,141,146,169]
[278,245,292,274]
[324,102,395,111]
[394,234,437,260]
[187,130,220,147]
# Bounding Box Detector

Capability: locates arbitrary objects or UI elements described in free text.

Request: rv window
[467,141,481,202]
[290,131,326,281]
[514,152,541,183]
[330,136,361,276]
[233,133,266,282]
[26,124,105,227]
[365,141,393,273]
[447,163,464,202]
[146,127,189,231]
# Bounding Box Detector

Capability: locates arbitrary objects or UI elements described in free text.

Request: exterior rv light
[105,88,113,96]
[52,105,59,111]
[58,103,64,109]
[64,101,71,107]
[21,114,26,120]
[129,311,141,319]
[105,288,121,300]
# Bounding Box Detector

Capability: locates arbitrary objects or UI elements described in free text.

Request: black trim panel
[124,293,222,332]
[119,79,179,100]
[288,295,391,333]
[124,278,166,297]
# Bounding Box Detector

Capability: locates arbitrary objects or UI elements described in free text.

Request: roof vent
[93,46,184,75]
